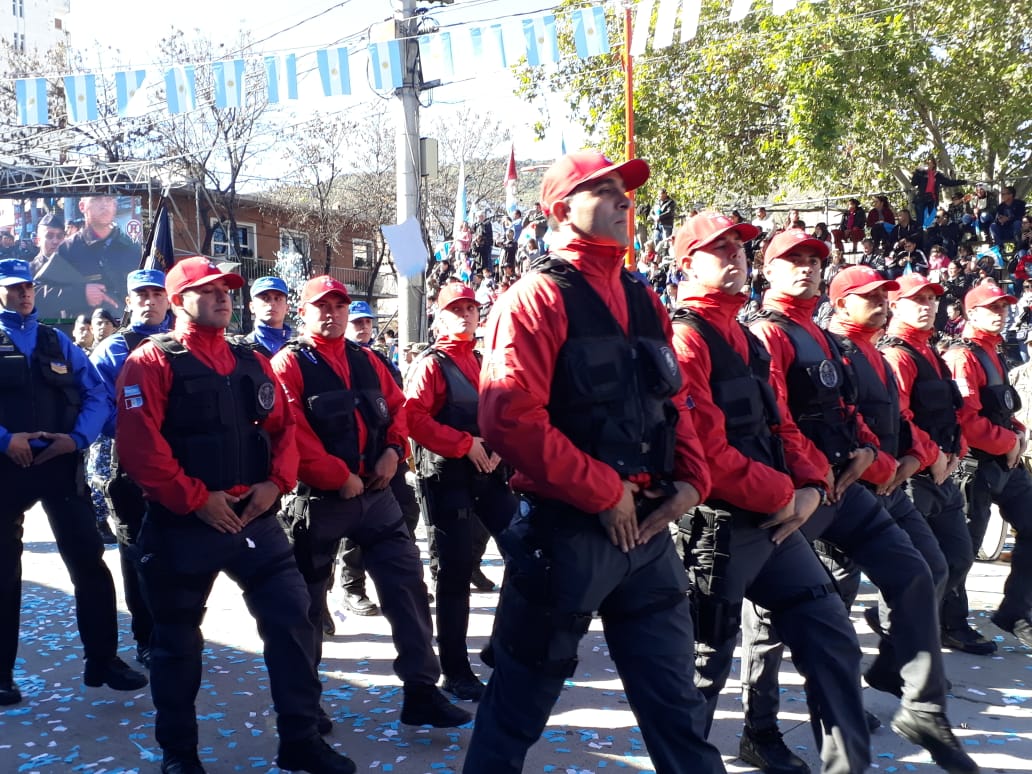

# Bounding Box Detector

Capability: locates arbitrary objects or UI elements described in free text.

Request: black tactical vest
[879,337,962,454]
[541,258,681,479]
[753,310,858,467]
[234,330,273,359]
[830,334,910,458]
[672,308,786,474]
[413,349,481,480]
[287,339,391,476]
[0,324,80,435]
[951,339,1021,430]
[151,335,274,492]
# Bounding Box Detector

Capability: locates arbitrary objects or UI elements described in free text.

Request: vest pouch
[559,337,628,404]
[635,338,682,398]
[982,384,1020,422]
[35,350,81,409]
[0,355,27,389]
[713,376,766,436]
[179,435,232,490]
[805,359,844,401]
[306,390,357,437]
[239,373,276,421]
[757,380,783,426]
[168,378,223,430]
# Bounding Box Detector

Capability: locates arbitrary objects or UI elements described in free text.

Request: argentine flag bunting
[115,69,147,116]
[15,78,48,125]
[417,32,454,82]
[631,0,654,57]
[572,6,610,59]
[368,40,403,91]
[772,0,799,14]
[522,15,559,67]
[213,59,246,109]
[317,47,351,96]
[63,74,98,123]
[165,66,197,115]
[729,0,753,23]
[265,54,299,103]
[681,0,702,41]
[653,0,681,49]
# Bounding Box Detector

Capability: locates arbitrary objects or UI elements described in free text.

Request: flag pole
[623,2,636,270]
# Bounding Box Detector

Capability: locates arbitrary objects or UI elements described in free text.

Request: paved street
[3,504,1030,773]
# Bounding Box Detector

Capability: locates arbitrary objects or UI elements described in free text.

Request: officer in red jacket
[405,281,515,702]
[462,152,725,774]
[943,282,1032,648]
[271,275,470,729]
[671,213,868,773]
[116,257,354,774]
[880,275,993,655]
[740,231,977,774]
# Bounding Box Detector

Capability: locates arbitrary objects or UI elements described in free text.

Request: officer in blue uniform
[240,275,293,357]
[90,268,171,668]
[0,258,147,706]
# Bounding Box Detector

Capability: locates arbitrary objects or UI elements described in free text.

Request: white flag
[653,0,682,49]
[631,0,655,57]
[728,0,753,23]
[681,0,702,41]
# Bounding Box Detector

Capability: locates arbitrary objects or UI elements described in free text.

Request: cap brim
[579,158,651,194]
[128,281,166,291]
[692,223,762,254]
[348,312,374,320]
[179,272,245,292]
[894,282,945,299]
[851,279,900,296]
[303,288,351,305]
[0,276,33,286]
[969,293,1018,308]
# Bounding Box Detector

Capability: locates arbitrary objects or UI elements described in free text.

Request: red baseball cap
[828,265,899,304]
[437,282,476,311]
[673,212,760,258]
[889,274,945,301]
[300,275,351,305]
[165,256,244,296]
[964,282,1017,313]
[764,228,831,263]
[539,151,650,216]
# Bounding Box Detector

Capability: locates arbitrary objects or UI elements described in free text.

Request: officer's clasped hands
[32,431,77,466]
[339,472,365,499]
[366,448,400,491]
[465,436,497,474]
[195,491,243,534]
[238,480,281,524]
[3,431,43,467]
[599,480,641,553]
[1004,432,1026,469]
[637,481,701,545]
[877,454,921,496]
[760,486,821,544]
[832,445,877,499]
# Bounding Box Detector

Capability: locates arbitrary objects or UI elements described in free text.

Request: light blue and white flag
[317,47,351,96]
[469,25,508,70]
[265,54,299,103]
[572,5,610,59]
[63,74,97,123]
[115,69,147,116]
[522,14,559,66]
[418,31,454,82]
[213,59,246,109]
[368,40,403,91]
[165,66,197,115]
[15,78,48,125]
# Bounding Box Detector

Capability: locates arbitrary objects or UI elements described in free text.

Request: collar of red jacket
[888,320,934,347]
[432,333,476,354]
[550,233,628,279]
[173,317,232,350]
[966,326,1002,351]
[677,282,746,325]
[305,331,346,355]
[829,317,881,345]
[764,291,819,322]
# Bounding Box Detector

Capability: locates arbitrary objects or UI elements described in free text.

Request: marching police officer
[0,258,148,707]
[463,152,725,773]
[405,282,515,702]
[271,275,471,729]
[671,214,869,773]
[943,282,1032,647]
[880,275,993,655]
[116,257,354,774]
[90,268,172,668]
[239,275,293,357]
[742,231,977,774]
[825,267,951,691]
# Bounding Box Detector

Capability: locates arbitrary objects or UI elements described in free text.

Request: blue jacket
[248,322,293,356]
[90,319,170,437]
[0,308,108,453]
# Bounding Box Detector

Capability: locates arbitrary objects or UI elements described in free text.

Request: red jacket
[882,321,967,464]
[828,317,938,470]
[405,334,479,458]
[271,333,408,491]
[478,235,711,514]
[750,293,896,485]
[673,286,826,514]
[115,319,298,516]
[942,328,1025,455]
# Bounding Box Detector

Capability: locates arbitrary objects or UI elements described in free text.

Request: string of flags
[12,0,800,126]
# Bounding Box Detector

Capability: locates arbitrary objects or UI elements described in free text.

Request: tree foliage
[517,0,1032,210]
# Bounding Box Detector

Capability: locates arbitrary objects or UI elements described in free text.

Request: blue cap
[0,259,32,286]
[127,268,167,291]
[348,300,375,321]
[252,276,289,296]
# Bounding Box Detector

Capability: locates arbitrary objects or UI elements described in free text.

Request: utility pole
[394,0,423,351]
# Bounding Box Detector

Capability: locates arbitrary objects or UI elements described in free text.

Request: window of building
[279,228,310,259]
[211,221,256,259]
[352,238,374,269]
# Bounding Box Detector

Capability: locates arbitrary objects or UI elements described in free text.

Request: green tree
[517,0,1032,209]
